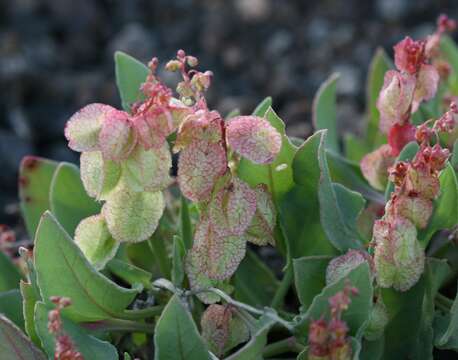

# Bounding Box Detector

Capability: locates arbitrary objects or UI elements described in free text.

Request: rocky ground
[1,0,458,226]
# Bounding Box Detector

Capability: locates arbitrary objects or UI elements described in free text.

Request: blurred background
[1,0,458,225]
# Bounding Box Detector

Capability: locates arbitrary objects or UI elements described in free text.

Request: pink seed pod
[360,144,395,191]
[376,70,416,133]
[65,103,115,152]
[412,64,440,112]
[178,140,228,202]
[99,109,137,161]
[373,218,425,291]
[325,249,374,285]
[226,115,282,164]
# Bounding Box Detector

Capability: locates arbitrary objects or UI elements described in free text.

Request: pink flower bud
[360,144,395,190]
[99,109,136,161]
[373,218,425,291]
[377,71,415,133]
[394,37,425,74]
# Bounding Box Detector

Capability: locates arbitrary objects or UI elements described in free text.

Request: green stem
[180,195,193,250]
[82,318,155,335]
[270,266,293,310]
[436,293,453,310]
[119,305,164,320]
[148,236,171,279]
[262,337,305,358]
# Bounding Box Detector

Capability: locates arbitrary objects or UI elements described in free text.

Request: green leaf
[172,235,185,287]
[0,314,46,360]
[281,132,337,260]
[293,256,332,311]
[106,259,152,290]
[233,250,280,307]
[451,139,458,171]
[34,212,140,322]
[441,36,458,84]
[225,315,276,360]
[384,141,420,200]
[294,263,373,337]
[418,164,458,247]
[312,73,339,152]
[154,295,211,360]
[50,162,101,236]
[317,131,364,251]
[34,301,118,360]
[20,280,41,346]
[344,133,371,163]
[0,289,23,329]
[19,156,58,238]
[115,51,149,112]
[380,276,426,359]
[252,97,272,117]
[366,48,391,148]
[0,251,22,292]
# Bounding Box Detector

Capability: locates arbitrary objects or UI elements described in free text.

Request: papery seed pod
[74,214,119,270]
[200,304,249,357]
[360,145,395,190]
[364,299,389,341]
[178,140,228,202]
[404,165,440,199]
[226,115,282,164]
[412,64,440,112]
[174,110,223,152]
[325,249,374,285]
[65,103,115,152]
[373,218,425,291]
[387,122,416,156]
[245,184,276,246]
[388,195,433,229]
[377,71,416,133]
[208,177,257,237]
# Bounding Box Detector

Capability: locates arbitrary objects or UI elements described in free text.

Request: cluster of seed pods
[65,50,282,285]
[359,16,457,291]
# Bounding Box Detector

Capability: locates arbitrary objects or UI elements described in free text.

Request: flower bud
[165,60,181,72]
[360,145,395,191]
[373,218,425,291]
[377,71,415,133]
[326,249,374,285]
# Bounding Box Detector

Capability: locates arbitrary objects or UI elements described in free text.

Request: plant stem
[435,293,453,310]
[262,337,305,358]
[270,266,293,310]
[120,305,164,320]
[147,236,171,279]
[180,195,193,250]
[82,318,155,335]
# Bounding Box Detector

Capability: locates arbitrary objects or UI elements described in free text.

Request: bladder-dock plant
[0,14,457,360]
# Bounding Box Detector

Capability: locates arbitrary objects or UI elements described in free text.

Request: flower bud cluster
[48,297,84,360]
[308,283,358,360]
